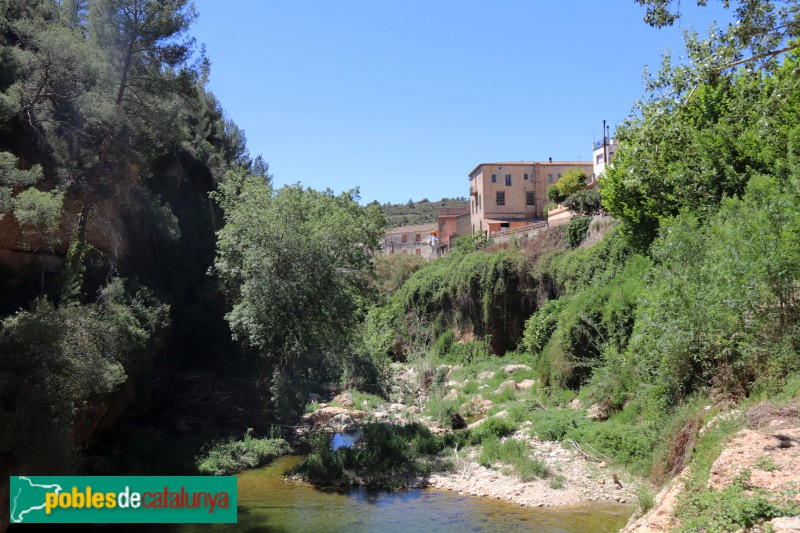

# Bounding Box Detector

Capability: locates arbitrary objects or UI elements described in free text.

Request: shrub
[467,417,516,445]
[563,189,601,216]
[292,423,450,488]
[567,217,592,248]
[522,298,567,357]
[574,419,658,475]
[196,431,290,475]
[676,482,800,532]
[529,409,589,441]
[0,279,168,468]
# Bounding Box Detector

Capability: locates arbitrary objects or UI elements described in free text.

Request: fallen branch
[569,439,602,462]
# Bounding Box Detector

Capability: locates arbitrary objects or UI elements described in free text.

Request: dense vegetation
[374,196,468,228]
[0,0,261,517]
[2,0,800,530]
[318,1,800,526]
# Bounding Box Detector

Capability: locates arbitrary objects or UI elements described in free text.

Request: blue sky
[192,1,730,204]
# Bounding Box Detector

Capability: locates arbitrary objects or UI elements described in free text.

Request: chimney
[548,157,552,163]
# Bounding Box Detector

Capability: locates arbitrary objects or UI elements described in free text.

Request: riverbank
[294,361,800,531]
[426,426,635,508]
[295,359,640,510]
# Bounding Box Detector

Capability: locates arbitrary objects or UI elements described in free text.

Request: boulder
[467,410,507,430]
[517,379,536,390]
[503,364,532,374]
[587,403,608,421]
[766,516,800,532]
[308,392,322,402]
[333,392,354,407]
[444,388,459,400]
[568,398,585,411]
[329,413,358,432]
[302,406,366,428]
[477,371,495,380]
[493,380,517,395]
[461,398,493,416]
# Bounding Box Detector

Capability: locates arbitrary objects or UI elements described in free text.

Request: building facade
[437,205,471,254]
[591,137,619,183]
[468,160,593,235]
[380,222,438,259]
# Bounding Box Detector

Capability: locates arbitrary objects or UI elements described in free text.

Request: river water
[177,455,633,533]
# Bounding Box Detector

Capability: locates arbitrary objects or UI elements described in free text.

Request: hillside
[373,197,469,228]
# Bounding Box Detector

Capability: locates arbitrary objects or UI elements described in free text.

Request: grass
[676,478,800,532]
[462,380,479,395]
[479,436,549,481]
[196,430,290,475]
[351,390,385,410]
[487,386,516,404]
[635,485,655,514]
[753,455,778,472]
[549,474,565,489]
[426,396,462,426]
[467,416,516,445]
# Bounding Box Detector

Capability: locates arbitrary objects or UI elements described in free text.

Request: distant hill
[370,197,469,228]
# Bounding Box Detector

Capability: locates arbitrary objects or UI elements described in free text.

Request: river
[176,455,633,533]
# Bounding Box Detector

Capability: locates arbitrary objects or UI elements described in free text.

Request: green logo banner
[9,476,237,524]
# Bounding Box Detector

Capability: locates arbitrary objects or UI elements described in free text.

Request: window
[491,174,497,183]
[415,248,422,256]
[596,154,604,164]
[505,174,511,186]
[524,173,528,180]
[401,234,408,243]
[415,234,421,242]
[548,173,554,183]
[496,191,505,205]
[526,191,535,206]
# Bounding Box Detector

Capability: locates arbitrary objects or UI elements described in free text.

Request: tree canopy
[212,170,386,370]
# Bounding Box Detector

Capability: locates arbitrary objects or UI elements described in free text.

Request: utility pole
[602,119,608,170]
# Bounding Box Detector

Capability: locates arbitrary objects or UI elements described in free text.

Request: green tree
[212,170,386,370]
[635,0,800,69]
[555,169,588,197]
[547,184,565,204]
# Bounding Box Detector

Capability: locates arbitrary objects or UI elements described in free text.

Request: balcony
[594,138,616,150]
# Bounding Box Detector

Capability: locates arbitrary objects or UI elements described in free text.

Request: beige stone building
[468,160,593,235]
[381,222,439,259]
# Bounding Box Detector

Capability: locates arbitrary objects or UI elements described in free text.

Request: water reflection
[174,456,633,533]
[331,430,362,451]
